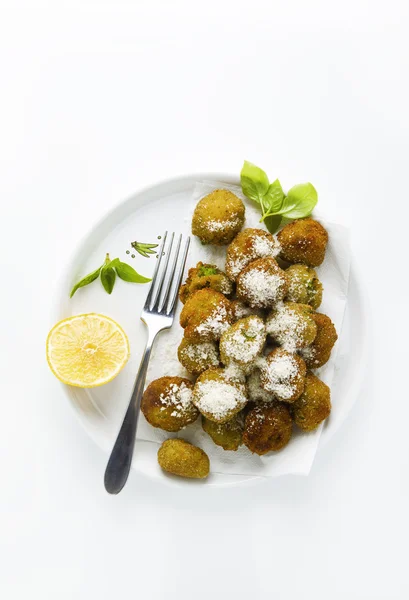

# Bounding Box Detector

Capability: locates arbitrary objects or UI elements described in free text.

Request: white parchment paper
[135,181,351,477]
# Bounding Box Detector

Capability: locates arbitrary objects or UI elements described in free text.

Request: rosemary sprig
[131,240,159,258]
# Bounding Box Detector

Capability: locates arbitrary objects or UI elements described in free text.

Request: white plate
[54,174,368,487]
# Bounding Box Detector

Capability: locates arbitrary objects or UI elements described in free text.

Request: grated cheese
[238,265,286,308]
[223,361,247,383]
[206,218,241,232]
[159,382,195,417]
[227,231,281,279]
[300,345,320,366]
[220,316,266,365]
[182,341,219,368]
[260,352,300,400]
[247,369,276,403]
[196,305,230,338]
[193,378,247,421]
[266,302,310,352]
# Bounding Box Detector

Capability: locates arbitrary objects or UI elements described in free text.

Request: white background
[1,1,408,599]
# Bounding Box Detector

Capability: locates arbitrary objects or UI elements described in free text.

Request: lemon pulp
[46,313,130,388]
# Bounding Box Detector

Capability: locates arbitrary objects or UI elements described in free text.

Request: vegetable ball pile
[143,189,338,479]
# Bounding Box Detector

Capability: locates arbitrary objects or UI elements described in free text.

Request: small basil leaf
[240,160,269,203]
[263,179,284,214]
[106,258,119,268]
[264,214,283,235]
[70,265,102,298]
[100,266,116,294]
[279,183,318,219]
[114,261,151,283]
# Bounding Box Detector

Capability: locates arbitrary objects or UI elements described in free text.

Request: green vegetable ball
[141,377,199,432]
[219,315,266,369]
[177,338,220,375]
[243,402,293,455]
[291,372,331,431]
[277,218,328,267]
[158,439,210,479]
[192,189,245,245]
[179,261,233,304]
[266,302,317,351]
[285,264,323,309]
[300,312,338,368]
[202,413,244,451]
[179,289,234,343]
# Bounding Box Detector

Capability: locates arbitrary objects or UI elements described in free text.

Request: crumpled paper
[135,181,351,477]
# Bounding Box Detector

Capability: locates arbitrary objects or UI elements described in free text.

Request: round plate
[54,174,368,487]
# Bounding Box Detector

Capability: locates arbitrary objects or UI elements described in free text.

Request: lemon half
[46,313,130,388]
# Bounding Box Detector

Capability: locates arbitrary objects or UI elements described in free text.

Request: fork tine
[157,234,182,313]
[149,232,174,311]
[166,236,190,316]
[144,232,167,310]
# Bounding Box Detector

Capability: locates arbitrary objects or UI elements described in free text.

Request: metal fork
[104,232,190,494]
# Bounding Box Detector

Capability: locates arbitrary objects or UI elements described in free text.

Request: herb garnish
[240,161,318,234]
[70,254,151,297]
[131,241,158,258]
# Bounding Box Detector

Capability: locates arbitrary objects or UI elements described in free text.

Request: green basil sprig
[240,160,318,233]
[70,254,151,298]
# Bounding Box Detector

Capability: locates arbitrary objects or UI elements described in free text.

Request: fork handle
[104,331,156,494]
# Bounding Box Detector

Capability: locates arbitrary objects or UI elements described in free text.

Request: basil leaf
[264,214,282,235]
[100,266,116,294]
[114,261,151,283]
[70,265,102,298]
[240,160,269,203]
[278,183,318,219]
[106,258,119,268]
[263,179,284,214]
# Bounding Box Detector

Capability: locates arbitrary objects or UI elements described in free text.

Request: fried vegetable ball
[277,218,328,267]
[202,413,244,451]
[266,302,317,351]
[141,377,199,432]
[192,368,248,423]
[243,402,292,455]
[291,372,331,431]
[300,312,338,368]
[286,264,323,309]
[192,189,245,245]
[247,368,276,404]
[177,338,220,375]
[220,316,266,369]
[157,438,210,479]
[179,262,233,304]
[260,348,306,403]
[225,228,281,280]
[236,257,289,309]
[180,288,234,343]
